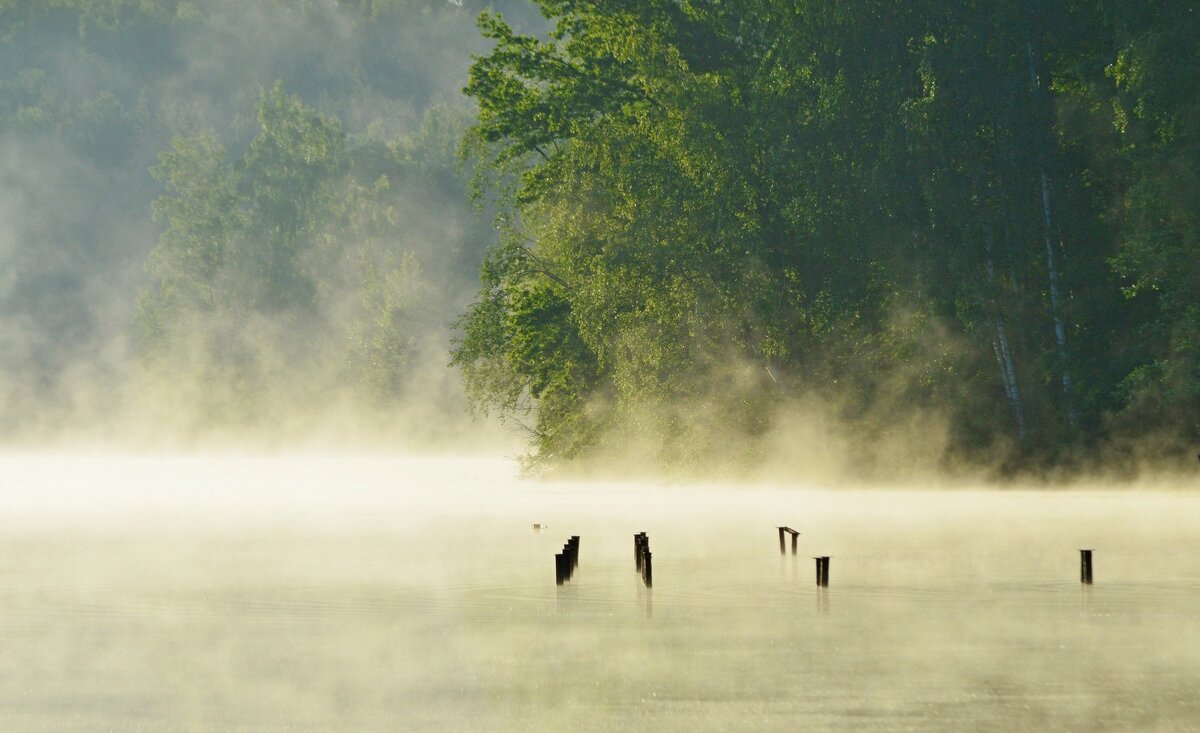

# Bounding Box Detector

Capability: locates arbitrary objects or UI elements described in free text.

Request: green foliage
[455,0,1200,472]
[1097,1,1200,444]
[0,0,528,441]
[452,233,602,460]
[138,83,463,425]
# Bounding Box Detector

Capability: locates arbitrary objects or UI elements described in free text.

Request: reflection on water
[0,455,1198,731]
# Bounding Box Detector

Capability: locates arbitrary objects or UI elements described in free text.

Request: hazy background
[0,0,543,451]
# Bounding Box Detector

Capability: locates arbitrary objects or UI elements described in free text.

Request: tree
[456,0,1199,474]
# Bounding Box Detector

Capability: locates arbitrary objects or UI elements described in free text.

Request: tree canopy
[0,0,526,440]
[454,0,1200,475]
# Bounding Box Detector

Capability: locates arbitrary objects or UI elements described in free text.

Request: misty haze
[0,1,1197,730]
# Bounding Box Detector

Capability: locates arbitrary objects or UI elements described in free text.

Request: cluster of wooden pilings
[549,528,1099,589]
[634,532,652,588]
[555,536,580,586]
[779,528,1096,587]
[780,526,829,587]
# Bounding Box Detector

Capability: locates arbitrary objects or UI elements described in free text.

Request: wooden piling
[634,533,653,588]
[1080,549,1093,585]
[778,526,799,555]
[814,556,829,587]
[556,535,581,586]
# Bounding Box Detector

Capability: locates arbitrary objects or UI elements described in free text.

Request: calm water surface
[0,455,1197,731]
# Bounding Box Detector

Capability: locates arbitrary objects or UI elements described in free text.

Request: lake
[0,455,1197,731]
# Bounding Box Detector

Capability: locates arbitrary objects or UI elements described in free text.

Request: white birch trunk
[994,317,1026,440]
[1027,40,1077,429]
[986,225,1027,441]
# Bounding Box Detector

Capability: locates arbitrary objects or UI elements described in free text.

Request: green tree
[138,83,433,425]
[457,0,1199,474]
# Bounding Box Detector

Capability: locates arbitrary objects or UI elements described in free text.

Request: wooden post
[557,536,580,585]
[1080,549,1093,585]
[635,533,652,588]
[779,526,799,555]
[814,556,829,587]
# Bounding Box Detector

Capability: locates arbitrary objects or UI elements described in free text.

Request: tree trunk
[1026,40,1077,429]
[985,217,1027,442]
[993,317,1026,441]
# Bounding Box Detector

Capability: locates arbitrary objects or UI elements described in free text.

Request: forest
[452,0,1200,476]
[0,0,539,444]
[0,1,1196,476]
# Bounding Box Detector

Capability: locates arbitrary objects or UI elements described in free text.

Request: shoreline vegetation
[0,1,1196,481]
[451,0,1200,479]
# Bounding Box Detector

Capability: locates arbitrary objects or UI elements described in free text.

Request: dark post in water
[635,533,652,588]
[1080,549,1093,585]
[556,536,581,586]
[814,556,830,587]
[778,526,800,555]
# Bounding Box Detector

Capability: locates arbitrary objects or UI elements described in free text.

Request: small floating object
[531,523,547,533]
[1080,549,1093,585]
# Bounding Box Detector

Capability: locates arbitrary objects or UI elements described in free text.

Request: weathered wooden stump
[555,536,581,585]
[634,533,653,588]
[814,556,830,587]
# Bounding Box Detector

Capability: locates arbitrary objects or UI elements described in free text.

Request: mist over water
[2,455,1198,731]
